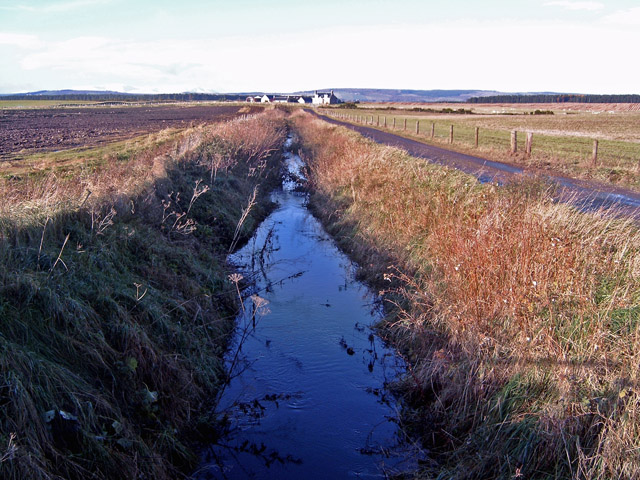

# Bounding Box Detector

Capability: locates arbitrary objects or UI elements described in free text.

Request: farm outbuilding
[257,95,314,104]
[247,91,341,105]
[289,95,313,104]
[246,90,342,105]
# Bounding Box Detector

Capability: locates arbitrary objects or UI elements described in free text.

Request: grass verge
[323,107,640,191]
[293,110,640,479]
[0,110,286,479]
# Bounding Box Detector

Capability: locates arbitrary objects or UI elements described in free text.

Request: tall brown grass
[293,110,640,479]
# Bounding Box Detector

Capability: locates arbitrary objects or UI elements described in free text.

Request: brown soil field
[0,104,260,158]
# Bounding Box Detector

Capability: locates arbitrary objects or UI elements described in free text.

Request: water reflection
[193,139,419,479]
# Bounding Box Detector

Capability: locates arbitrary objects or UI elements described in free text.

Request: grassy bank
[292,110,640,479]
[323,107,640,191]
[0,110,286,479]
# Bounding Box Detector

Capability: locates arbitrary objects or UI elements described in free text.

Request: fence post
[404,118,407,131]
[416,120,420,134]
[384,116,387,127]
[511,130,517,153]
[526,132,533,155]
[377,115,379,126]
[592,139,599,165]
[431,122,435,139]
[449,125,454,144]
[393,118,396,129]
[475,127,479,148]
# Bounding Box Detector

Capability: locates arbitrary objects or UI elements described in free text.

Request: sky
[0,0,639,94]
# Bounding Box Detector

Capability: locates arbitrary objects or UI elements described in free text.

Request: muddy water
[193,140,415,478]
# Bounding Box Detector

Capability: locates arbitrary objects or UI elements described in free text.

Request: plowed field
[0,104,257,158]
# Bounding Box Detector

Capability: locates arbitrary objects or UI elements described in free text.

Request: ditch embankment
[0,110,286,479]
[193,135,415,479]
[293,109,640,479]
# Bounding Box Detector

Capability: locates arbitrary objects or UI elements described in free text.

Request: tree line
[467,94,640,103]
[0,93,246,102]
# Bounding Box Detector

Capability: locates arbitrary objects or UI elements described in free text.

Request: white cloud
[0,32,41,48]
[0,0,111,13]
[7,20,640,94]
[603,7,640,25]
[544,1,604,11]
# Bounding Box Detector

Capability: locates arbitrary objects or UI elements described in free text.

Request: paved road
[310,110,640,217]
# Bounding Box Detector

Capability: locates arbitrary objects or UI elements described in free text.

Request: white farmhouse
[312,90,340,105]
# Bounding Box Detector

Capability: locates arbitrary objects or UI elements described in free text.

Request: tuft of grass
[293,109,640,479]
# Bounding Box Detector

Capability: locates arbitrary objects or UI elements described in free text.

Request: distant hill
[468,93,640,103]
[293,89,512,103]
[8,88,633,105]
[0,89,128,96]
[0,90,244,102]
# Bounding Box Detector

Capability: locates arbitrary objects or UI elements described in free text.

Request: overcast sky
[0,0,639,94]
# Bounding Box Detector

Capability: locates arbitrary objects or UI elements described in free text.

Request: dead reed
[293,110,640,479]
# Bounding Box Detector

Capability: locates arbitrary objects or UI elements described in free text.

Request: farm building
[312,90,340,105]
[256,95,314,104]
[246,92,340,105]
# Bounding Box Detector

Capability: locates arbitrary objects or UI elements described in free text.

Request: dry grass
[0,128,197,226]
[0,110,286,479]
[293,109,640,479]
[0,112,284,226]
